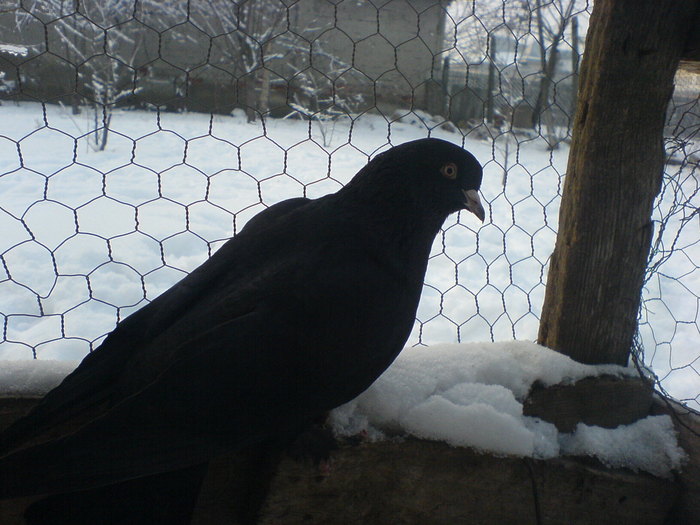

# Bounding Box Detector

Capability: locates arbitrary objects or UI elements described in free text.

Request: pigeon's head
[370,138,485,222]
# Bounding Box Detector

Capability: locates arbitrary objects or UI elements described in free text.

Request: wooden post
[538,0,700,365]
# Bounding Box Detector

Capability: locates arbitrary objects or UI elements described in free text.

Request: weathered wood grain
[538,0,700,365]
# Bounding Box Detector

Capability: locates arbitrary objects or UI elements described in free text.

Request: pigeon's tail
[22,464,209,525]
[1,431,217,499]
[0,403,218,499]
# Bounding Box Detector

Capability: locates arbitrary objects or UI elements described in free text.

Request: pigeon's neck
[340,180,447,234]
[370,205,445,247]
[332,187,447,278]
[368,212,444,293]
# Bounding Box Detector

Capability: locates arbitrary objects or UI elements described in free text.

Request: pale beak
[463,189,485,222]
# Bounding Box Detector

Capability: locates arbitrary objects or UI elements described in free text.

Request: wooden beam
[538,0,700,365]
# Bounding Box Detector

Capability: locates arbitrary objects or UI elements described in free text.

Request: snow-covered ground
[0,101,698,410]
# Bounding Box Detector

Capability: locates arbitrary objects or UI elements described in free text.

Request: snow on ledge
[0,341,686,477]
[330,341,686,478]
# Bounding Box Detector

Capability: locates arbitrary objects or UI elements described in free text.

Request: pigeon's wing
[1,206,411,498]
[0,293,308,498]
[0,198,311,456]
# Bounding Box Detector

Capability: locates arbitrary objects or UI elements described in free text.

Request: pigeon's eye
[441,163,458,179]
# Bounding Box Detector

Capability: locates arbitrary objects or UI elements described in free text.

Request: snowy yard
[0,101,698,411]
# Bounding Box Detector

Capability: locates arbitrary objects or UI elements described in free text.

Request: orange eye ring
[441,162,458,179]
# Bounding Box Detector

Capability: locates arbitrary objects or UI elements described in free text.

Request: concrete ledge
[255,440,677,525]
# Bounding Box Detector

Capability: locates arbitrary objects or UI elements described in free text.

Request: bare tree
[446,1,531,122]
[530,0,586,131]
[446,0,588,137]
[288,74,364,148]
[447,1,522,63]
[10,0,289,142]
[13,0,157,150]
[189,0,287,122]
[278,35,365,147]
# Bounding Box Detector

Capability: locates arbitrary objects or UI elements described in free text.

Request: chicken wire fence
[0,1,698,409]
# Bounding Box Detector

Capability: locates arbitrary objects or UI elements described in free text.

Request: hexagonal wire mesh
[0,1,698,409]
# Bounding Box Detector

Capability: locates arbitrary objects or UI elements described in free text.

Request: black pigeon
[0,138,484,507]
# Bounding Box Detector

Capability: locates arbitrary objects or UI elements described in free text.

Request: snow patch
[330,341,686,477]
[0,44,29,57]
[560,415,686,478]
[0,360,78,398]
[404,396,536,455]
